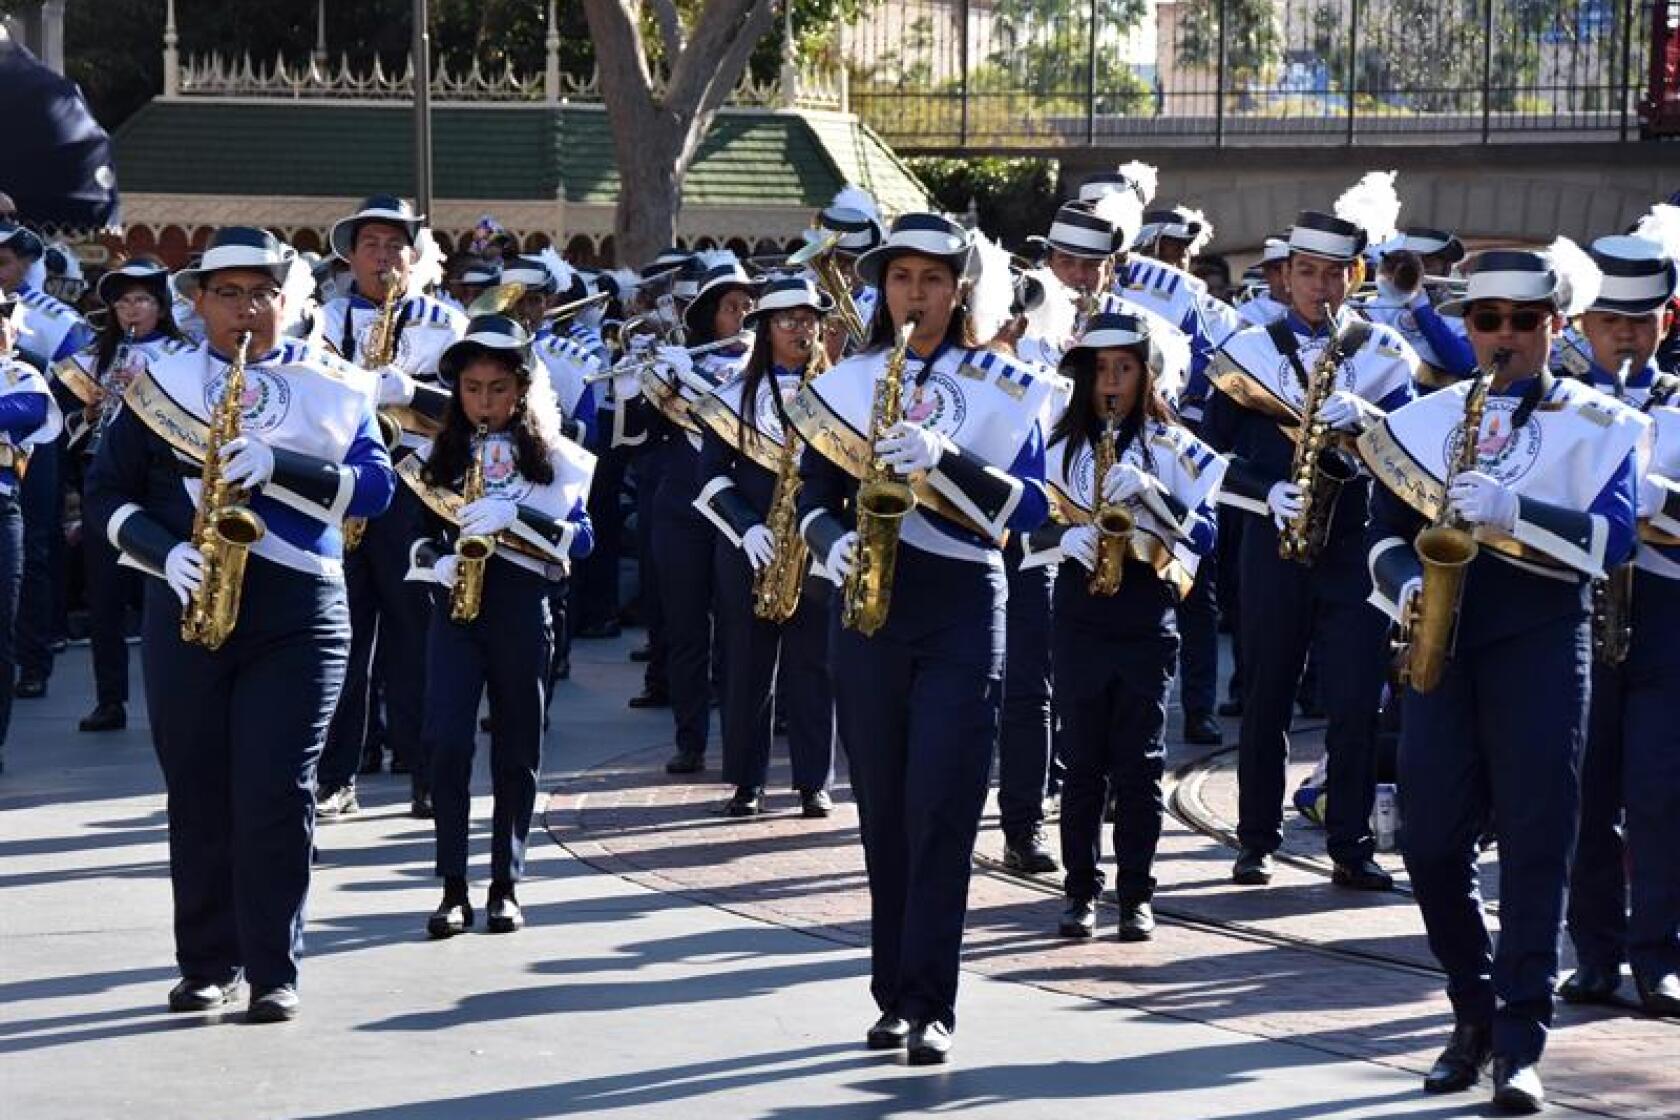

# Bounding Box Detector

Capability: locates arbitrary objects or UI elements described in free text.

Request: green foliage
[1173,0,1282,95]
[907,155,1059,250]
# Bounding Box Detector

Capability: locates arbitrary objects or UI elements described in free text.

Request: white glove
[656,344,694,380]
[164,542,204,607]
[459,496,519,538]
[741,524,776,572]
[1267,481,1304,531]
[874,421,946,473]
[1061,524,1100,571]
[433,553,461,589]
[1639,474,1666,516]
[826,531,858,581]
[219,436,275,488]
[1317,390,1376,433]
[1101,462,1153,505]
[610,360,644,403]
[1448,470,1519,530]
[377,366,417,406]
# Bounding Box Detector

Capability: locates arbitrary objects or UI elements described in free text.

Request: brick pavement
[546,742,1680,1119]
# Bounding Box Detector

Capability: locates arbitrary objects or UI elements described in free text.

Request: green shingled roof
[113,100,928,211]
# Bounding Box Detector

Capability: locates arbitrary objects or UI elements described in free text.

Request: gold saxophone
[449,424,496,624]
[1399,353,1503,692]
[1088,396,1136,596]
[1592,357,1637,666]
[752,354,824,624]
[841,314,920,636]
[1278,305,1361,564]
[181,330,267,650]
[344,273,406,551]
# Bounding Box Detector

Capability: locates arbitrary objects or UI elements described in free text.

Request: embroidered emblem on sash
[1443,398,1543,486]
[205,366,292,433]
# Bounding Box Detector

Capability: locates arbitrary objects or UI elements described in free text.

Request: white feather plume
[1632,203,1680,262]
[1023,266,1077,345]
[522,352,564,448]
[967,232,1016,343]
[1117,160,1158,206]
[695,248,740,272]
[278,249,319,337]
[602,267,641,304]
[1181,207,1214,258]
[830,185,881,221]
[1548,235,1602,317]
[536,246,575,294]
[1334,171,1402,245]
[1092,189,1144,254]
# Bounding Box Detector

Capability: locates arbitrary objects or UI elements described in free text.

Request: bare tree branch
[648,0,685,63]
[581,0,657,95]
[663,0,763,116]
[695,0,776,118]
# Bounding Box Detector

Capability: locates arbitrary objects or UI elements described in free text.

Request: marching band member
[1359,227,1477,387]
[0,222,94,367]
[572,268,638,640]
[0,292,62,772]
[85,226,395,1021]
[791,212,1052,1064]
[1136,205,1212,273]
[815,186,886,364]
[1236,236,1290,327]
[1207,205,1417,890]
[52,259,183,732]
[1032,311,1224,941]
[1358,246,1644,1111]
[404,315,594,938]
[1558,233,1680,1019]
[316,195,465,819]
[692,275,836,818]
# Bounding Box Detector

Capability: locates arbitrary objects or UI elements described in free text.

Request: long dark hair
[862,254,979,353]
[1049,344,1177,470]
[421,348,556,489]
[734,312,828,450]
[96,279,181,375]
[685,282,750,347]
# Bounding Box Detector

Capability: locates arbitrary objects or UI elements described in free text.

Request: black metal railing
[843,0,1663,150]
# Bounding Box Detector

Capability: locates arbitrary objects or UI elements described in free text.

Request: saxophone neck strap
[1511,368,1553,431]
[1265,316,1371,391]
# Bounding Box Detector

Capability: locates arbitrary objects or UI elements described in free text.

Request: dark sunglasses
[1467,307,1549,333]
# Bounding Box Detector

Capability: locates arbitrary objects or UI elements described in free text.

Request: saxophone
[1278,305,1361,565]
[1087,396,1136,596]
[181,330,267,650]
[1592,357,1636,666]
[449,424,496,624]
[344,273,405,551]
[841,314,920,636]
[1398,352,1503,692]
[752,355,823,624]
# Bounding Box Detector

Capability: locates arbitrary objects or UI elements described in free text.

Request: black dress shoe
[1490,1057,1544,1114]
[1636,971,1680,1017]
[799,789,834,818]
[1558,960,1622,1004]
[629,687,670,709]
[247,985,300,1023]
[665,749,704,775]
[575,621,622,639]
[865,1013,910,1050]
[486,885,524,933]
[1423,1023,1491,1093]
[723,786,762,817]
[907,1020,953,1065]
[1331,857,1393,891]
[1183,711,1223,745]
[1217,698,1243,718]
[410,791,434,820]
[1118,900,1156,942]
[14,677,45,700]
[629,644,653,663]
[1003,828,1059,874]
[78,702,126,732]
[427,895,474,939]
[1231,848,1274,885]
[167,976,241,1012]
[1058,897,1096,938]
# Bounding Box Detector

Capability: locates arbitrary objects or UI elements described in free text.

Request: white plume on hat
[831,185,881,221]
[695,248,741,272]
[1023,266,1077,346]
[409,228,447,296]
[1181,206,1214,258]
[523,349,564,448]
[1117,161,1158,206]
[967,232,1017,343]
[1334,171,1402,245]
[1631,203,1680,262]
[536,246,575,294]
[1547,235,1603,317]
[603,267,640,303]
[278,247,318,337]
[1093,189,1144,254]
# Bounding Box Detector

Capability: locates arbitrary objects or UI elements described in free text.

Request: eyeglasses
[1467,308,1549,334]
[208,285,282,308]
[771,314,819,331]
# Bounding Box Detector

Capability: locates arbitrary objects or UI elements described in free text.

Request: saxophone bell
[449,423,495,624]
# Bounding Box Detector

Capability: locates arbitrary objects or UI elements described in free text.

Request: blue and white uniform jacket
[11,283,93,368]
[1113,257,1242,424]
[0,353,64,496]
[1355,282,1475,385]
[533,333,601,447]
[1579,360,1680,584]
[321,288,466,454]
[51,332,179,451]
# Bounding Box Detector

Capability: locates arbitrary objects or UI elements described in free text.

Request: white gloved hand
[1060,524,1101,571]
[377,366,417,406]
[1101,462,1153,505]
[1448,470,1519,530]
[741,524,776,572]
[874,421,946,473]
[433,553,461,589]
[1317,390,1376,433]
[826,531,859,581]
[610,358,645,403]
[459,496,519,538]
[219,436,276,488]
[164,542,205,607]
[1267,481,1304,531]
[1639,474,1665,516]
[656,344,695,379]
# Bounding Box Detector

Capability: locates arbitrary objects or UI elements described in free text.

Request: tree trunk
[611,119,686,266]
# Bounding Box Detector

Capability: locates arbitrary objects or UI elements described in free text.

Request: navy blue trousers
[1401,612,1589,1065]
[833,545,1005,1031]
[653,476,715,757]
[143,560,350,990]
[1568,569,1680,983]
[633,445,668,693]
[997,539,1053,838]
[0,492,21,748]
[1236,518,1386,864]
[572,434,627,631]
[83,516,135,705]
[1175,555,1219,716]
[16,437,61,681]
[425,561,553,884]
[714,539,834,792]
[319,488,432,794]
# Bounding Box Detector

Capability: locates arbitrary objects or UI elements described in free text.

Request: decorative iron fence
[842,0,1666,150]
